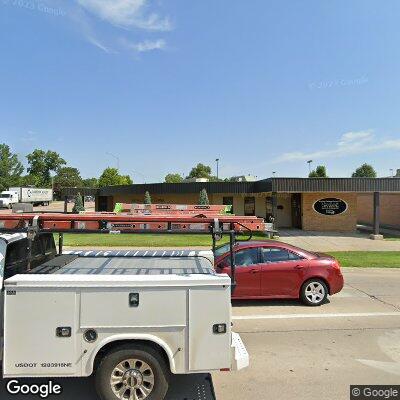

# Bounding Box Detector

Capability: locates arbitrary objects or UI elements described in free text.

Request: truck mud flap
[0,373,217,400]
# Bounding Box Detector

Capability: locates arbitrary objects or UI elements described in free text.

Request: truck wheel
[95,344,170,400]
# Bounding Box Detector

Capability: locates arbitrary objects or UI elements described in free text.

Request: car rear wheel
[300,279,328,306]
[95,344,170,400]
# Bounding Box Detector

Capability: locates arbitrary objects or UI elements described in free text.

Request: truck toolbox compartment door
[0,239,5,289]
[0,240,4,363]
[189,287,231,371]
[3,289,80,377]
[80,288,186,327]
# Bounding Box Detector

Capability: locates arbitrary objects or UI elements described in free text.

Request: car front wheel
[300,279,328,306]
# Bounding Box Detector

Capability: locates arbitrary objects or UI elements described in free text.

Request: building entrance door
[244,197,255,216]
[291,193,302,229]
[97,196,109,212]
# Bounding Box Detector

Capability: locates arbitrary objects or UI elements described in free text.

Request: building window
[244,197,255,216]
[223,197,234,214]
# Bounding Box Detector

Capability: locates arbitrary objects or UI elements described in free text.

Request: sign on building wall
[313,198,348,216]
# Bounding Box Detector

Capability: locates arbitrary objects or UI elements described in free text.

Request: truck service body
[0,213,256,400]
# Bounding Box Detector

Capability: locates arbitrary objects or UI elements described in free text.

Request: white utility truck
[0,187,53,208]
[0,213,256,400]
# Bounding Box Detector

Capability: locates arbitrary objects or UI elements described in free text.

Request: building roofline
[60,177,400,197]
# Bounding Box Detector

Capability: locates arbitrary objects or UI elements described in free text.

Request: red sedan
[214,240,344,306]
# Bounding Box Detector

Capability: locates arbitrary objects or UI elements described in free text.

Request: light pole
[51,176,54,191]
[272,171,276,177]
[132,171,146,184]
[215,158,220,180]
[390,169,394,178]
[307,160,313,174]
[106,152,120,170]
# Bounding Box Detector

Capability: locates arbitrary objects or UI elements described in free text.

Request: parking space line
[233,312,400,320]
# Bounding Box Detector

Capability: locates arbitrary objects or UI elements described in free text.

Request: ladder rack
[0,212,266,292]
[0,212,265,234]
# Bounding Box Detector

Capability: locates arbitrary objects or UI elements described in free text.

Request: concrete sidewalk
[279,229,400,252]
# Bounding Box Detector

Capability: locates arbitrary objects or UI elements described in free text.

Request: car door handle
[294,265,304,270]
[250,269,259,274]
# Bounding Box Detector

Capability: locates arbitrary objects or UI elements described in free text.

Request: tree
[0,144,24,191]
[309,165,328,178]
[352,163,377,178]
[187,163,212,179]
[54,167,82,190]
[199,188,209,205]
[72,192,85,213]
[122,175,133,185]
[144,191,152,204]
[20,174,41,187]
[165,173,183,183]
[26,149,66,187]
[82,177,98,188]
[98,167,133,187]
[209,175,223,182]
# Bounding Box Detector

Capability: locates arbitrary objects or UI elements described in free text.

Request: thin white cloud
[76,0,172,31]
[338,131,372,146]
[125,38,166,52]
[20,130,37,144]
[87,36,113,53]
[37,0,172,54]
[274,131,400,163]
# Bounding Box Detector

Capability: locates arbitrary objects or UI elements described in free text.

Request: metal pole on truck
[229,229,236,294]
[58,233,64,254]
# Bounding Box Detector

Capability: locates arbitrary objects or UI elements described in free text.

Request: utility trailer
[0,213,263,400]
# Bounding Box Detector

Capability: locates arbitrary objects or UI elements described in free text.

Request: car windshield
[214,243,231,258]
[0,194,11,198]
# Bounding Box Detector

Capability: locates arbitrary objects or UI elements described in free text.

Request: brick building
[62,177,400,233]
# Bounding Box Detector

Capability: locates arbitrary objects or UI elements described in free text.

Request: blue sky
[1,0,399,182]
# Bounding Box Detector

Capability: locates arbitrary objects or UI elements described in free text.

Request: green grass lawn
[60,235,400,268]
[60,232,270,247]
[329,251,400,268]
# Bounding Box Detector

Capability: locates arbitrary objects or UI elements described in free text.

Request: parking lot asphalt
[0,201,95,214]
[1,268,399,400]
[213,267,400,400]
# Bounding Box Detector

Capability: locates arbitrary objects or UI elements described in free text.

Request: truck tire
[95,344,170,400]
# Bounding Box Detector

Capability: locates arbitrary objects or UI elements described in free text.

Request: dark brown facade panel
[271,178,400,193]
[60,187,99,197]
[98,180,272,196]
